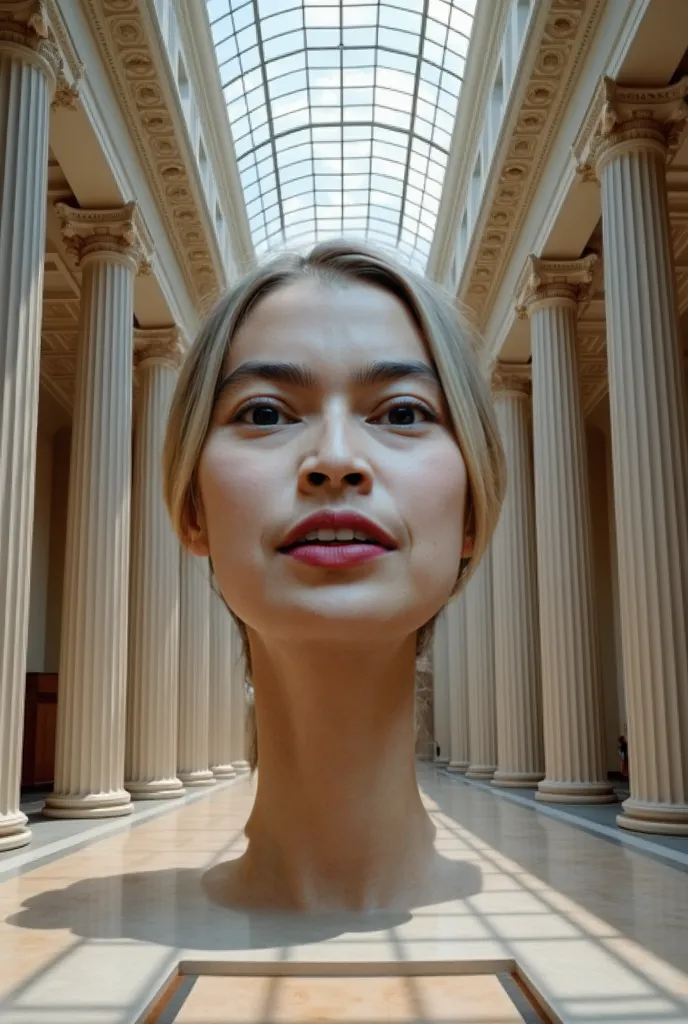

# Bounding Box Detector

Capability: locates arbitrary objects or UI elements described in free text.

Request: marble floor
[1,765,688,1023]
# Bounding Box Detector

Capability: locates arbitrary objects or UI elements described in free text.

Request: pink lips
[278,510,396,569]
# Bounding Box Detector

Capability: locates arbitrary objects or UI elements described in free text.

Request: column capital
[134,327,184,373]
[515,254,597,318]
[574,76,688,179]
[492,361,531,399]
[55,201,153,274]
[0,0,60,88]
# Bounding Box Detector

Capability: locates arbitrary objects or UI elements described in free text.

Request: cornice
[456,0,605,328]
[81,0,227,312]
[574,76,688,179]
[426,0,511,285]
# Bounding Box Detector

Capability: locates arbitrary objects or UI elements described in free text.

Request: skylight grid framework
[207,0,475,269]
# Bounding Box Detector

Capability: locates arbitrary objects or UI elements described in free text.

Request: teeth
[300,528,372,543]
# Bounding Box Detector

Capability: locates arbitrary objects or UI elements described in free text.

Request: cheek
[405,443,467,567]
[197,437,269,567]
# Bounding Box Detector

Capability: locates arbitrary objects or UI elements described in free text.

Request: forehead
[227,278,429,372]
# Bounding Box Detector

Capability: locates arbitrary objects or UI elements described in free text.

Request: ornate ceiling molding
[458,0,604,327]
[81,0,226,313]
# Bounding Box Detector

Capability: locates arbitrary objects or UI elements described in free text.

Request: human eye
[232,399,295,427]
[373,398,438,427]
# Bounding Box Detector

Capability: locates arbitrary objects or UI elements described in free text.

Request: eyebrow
[215,360,441,399]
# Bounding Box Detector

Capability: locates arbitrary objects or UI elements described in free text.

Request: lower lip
[281,543,392,567]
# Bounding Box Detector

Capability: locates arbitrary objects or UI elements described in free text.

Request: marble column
[44,204,152,820]
[432,610,451,764]
[0,4,59,850]
[516,256,615,804]
[230,620,251,773]
[178,551,215,787]
[209,589,237,779]
[581,78,688,833]
[465,545,497,780]
[446,596,469,773]
[491,367,544,788]
[125,329,185,800]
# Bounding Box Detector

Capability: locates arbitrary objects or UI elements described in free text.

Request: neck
[237,634,436,911]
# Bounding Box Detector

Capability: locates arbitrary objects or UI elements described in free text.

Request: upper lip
[278,510,398,550]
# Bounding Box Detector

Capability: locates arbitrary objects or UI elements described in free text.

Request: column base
[617,797,688,835]
[232,760,251,774]
[178,769,216,787]
[447,760,469,773]
[0,811,31,852]
[43,790,133,819]
[536,779,617,804]
[211,764,237,779]
[125,778,185,800]
[466,764,497,780]
[492,771,544,789]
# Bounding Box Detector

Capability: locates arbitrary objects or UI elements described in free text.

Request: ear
[461,532,474,559]
[181,494,210,557]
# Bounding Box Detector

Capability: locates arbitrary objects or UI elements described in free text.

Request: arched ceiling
[207,0,475,269]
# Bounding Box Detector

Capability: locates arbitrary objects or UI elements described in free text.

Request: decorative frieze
[455,0,605,325]
[81,0,227,311]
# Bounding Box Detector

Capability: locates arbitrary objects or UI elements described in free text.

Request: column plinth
[178,552,215,787]
[445,597,469,773]
[491,369,544,789]
[125,330,185,800]
[44,204,152,820]
[209,590,237,779]
[516,256,615,805]
[581,78,688,833]
[0,4,59,850]
[465,546,497,780]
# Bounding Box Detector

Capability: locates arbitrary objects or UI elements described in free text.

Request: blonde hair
[163,241,505,768]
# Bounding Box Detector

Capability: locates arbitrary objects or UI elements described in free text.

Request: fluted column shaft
[519,257,614,803]
[446,596,469,772]
[594,88,688,833]
[432,611,451,764]
[230,621,250,772]
[491,382,544,787]
[178,552,214,786]
[465,545,497,779]
[45,205,151,819]
[0,12,58,850]
[209,591,236,779]
[125,331,184,800]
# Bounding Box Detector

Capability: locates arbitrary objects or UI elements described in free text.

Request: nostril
[307,471,327,485]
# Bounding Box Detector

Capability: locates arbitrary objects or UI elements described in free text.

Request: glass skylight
[207,0,475,269]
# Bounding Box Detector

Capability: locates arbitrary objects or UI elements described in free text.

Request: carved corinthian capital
[134,327,185,374]
[515,254,597,318]
[0,0,60,86]
[492,362,531,398]
[54,201,153,274]
[574,75,688,178]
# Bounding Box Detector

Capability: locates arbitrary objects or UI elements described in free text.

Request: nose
[297,404,373,496]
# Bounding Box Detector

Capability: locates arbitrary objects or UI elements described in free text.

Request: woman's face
[194,279,470,648]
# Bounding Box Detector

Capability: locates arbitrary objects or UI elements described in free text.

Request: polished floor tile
[0,765,687,1023]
